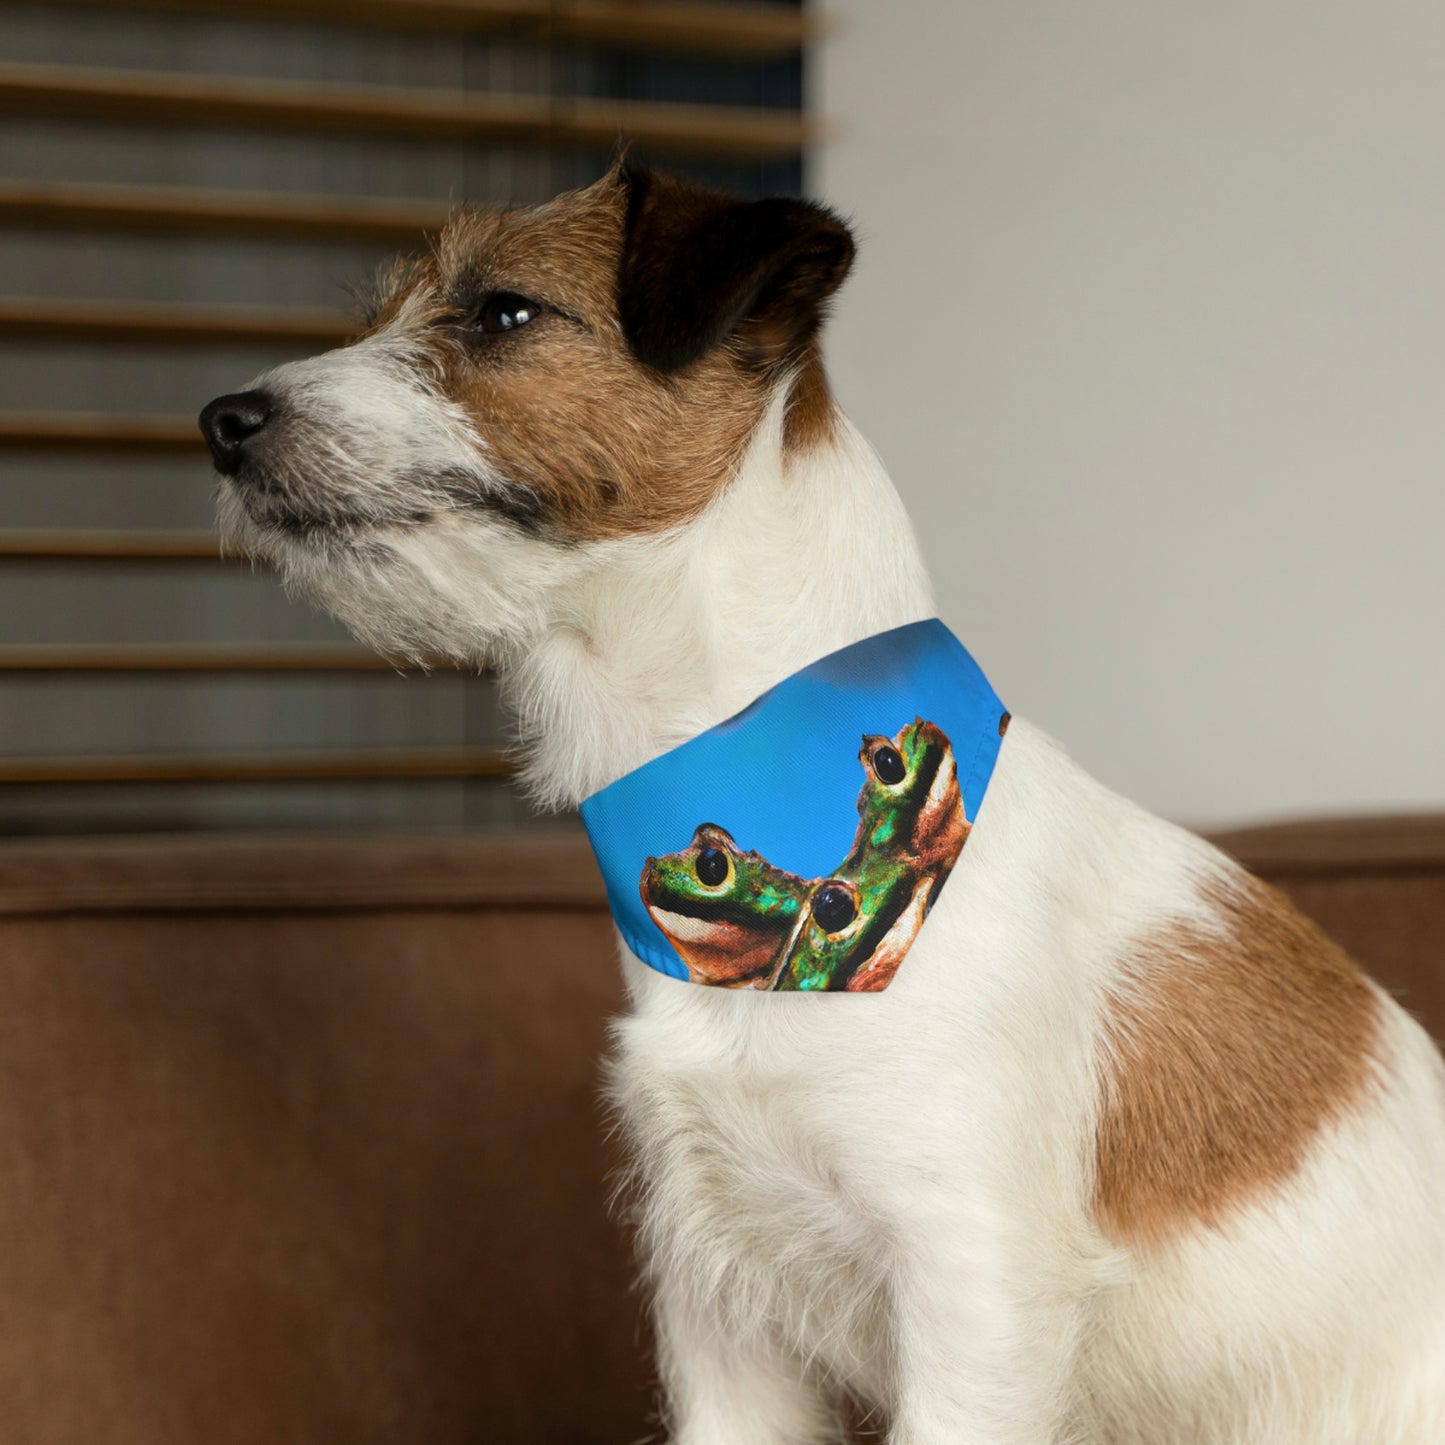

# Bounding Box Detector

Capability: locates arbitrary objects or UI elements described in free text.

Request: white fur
[221,348,1445,1442]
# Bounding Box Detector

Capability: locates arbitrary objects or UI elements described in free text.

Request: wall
[813,0,1445,827]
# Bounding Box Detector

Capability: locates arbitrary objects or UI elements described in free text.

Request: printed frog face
[641,823,809,987]
[856,717,968,872]
[777,871,934,993]
[773,876,876,991]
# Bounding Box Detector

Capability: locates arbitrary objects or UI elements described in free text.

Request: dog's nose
[199,390,273,475]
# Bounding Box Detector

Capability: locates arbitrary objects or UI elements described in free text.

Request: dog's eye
[474,292,542,334]
[695,848,729,888]
[811,883,857,934]
[871,744,907,785]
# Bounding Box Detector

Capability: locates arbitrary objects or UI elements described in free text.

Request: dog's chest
[613,1014,894,1387]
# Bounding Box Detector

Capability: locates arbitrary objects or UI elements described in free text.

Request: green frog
[774,719,969,992]
[640,823,810,988]
[853,717,970,883]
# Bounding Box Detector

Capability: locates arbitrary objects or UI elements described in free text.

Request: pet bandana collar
[579,619,1008,992]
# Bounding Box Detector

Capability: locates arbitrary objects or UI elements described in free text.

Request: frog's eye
[810,882,857,934]
[695,847,730,888]
[870,743,907,786]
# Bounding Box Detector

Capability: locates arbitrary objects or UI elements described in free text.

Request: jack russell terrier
[200,164,1445,1444]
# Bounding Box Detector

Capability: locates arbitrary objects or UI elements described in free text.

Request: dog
[200,164,1445,1443]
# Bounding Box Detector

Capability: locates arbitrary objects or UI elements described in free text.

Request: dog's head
[200,166,854,663]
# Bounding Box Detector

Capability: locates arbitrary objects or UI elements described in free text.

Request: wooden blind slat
[562,0,814,57]
[21,0,815,58]
[0,746,513,784]
[0,412,201,452]
[0,62,818,161]
[0,643,438,672]
[0,530,228,561]
[0,180,449,245]
[0,298,353,348]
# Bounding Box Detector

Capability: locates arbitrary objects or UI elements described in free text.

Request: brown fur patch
[365,170,848,542]
[1094,873,1382,1247]
[782,341,839,453]
[367,177,768,541]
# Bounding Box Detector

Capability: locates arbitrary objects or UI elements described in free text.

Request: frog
[640,823,811,988]
[773,718,969,992]
[777,871,936,993]
[852,717,970,886]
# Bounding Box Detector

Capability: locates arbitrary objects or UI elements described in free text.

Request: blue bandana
[579,620,1007,991]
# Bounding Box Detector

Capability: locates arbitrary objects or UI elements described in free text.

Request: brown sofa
[0,818,1439,1443]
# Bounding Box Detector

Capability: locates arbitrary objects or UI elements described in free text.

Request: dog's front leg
[654,1274,842,1445]
[884,1222,1087,1445]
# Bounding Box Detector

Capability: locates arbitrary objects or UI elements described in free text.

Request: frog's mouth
[643,904,724,944]
[640,887,789,934]
[642,900,791,987]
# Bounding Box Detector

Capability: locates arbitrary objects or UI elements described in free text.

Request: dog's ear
[618,167,855,375]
